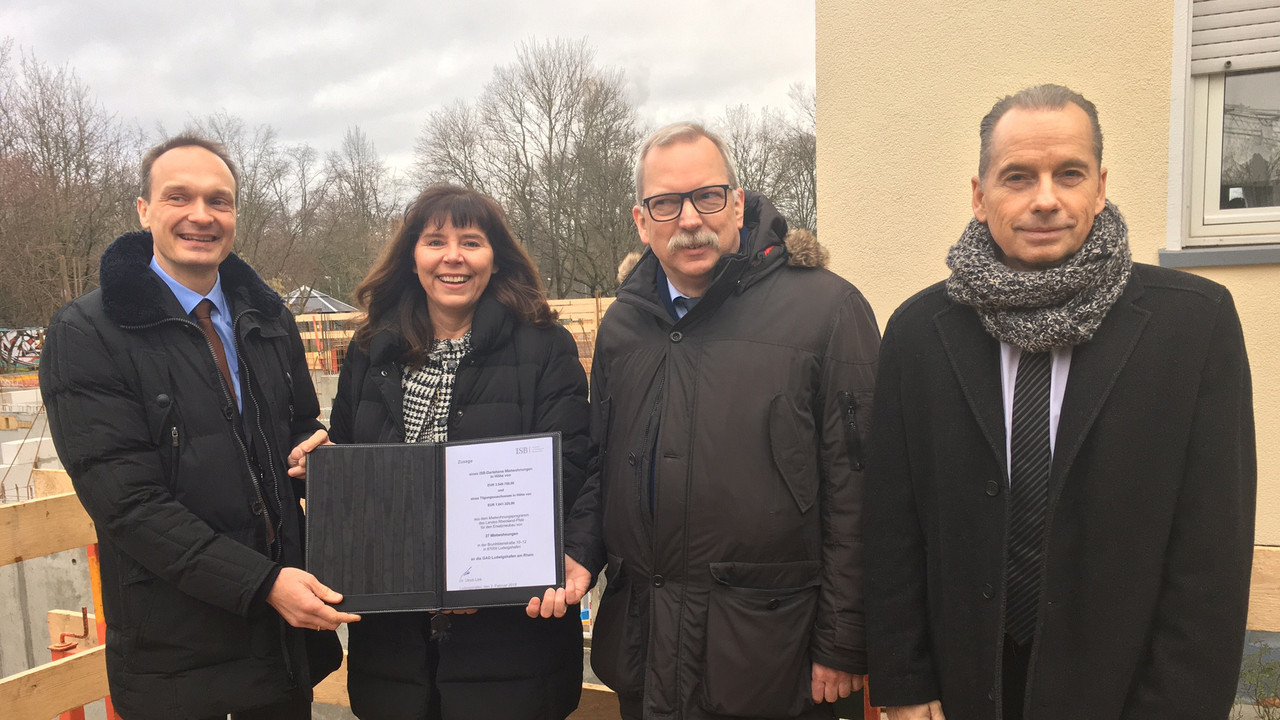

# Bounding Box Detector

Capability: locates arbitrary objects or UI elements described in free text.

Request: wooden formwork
[552,297,615,377]
[0,475,107,720]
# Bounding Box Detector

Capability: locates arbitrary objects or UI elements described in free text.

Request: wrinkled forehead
[989,106,1098,165]
[640,138,733,193]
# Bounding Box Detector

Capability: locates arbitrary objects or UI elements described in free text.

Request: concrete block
[1,388,40,404]
[0,388,41,408]
[0,547,93,678]
[1,461,34,503]
[1,437,57,465]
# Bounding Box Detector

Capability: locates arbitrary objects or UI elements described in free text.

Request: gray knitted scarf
[945,200,1132,352]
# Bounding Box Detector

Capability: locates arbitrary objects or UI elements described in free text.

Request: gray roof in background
[283,287,358,314]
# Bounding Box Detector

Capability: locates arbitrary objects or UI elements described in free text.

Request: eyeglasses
[641,185,733,222]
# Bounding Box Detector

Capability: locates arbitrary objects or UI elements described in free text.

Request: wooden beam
[32,468,74,498]
[1250,546,1280,632]
[0,493,96,568]
[48,609,99,649]
[0,644,107,720]
[313,652,349,707]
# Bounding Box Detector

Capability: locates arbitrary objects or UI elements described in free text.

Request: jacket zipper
[169,426,180,486]
[837,390,866,471]
[636,368,665,536]
[126,310,295,682]
[235,312,285,554]
[233,309,293,683]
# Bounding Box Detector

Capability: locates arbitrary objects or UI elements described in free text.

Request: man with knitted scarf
[864,85,1255,720]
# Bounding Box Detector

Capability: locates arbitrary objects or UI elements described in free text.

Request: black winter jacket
[564,193,881,719]
[330,294,589,720]
[40,231,328,720]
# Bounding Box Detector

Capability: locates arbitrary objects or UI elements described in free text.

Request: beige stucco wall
[816,0,1280,542]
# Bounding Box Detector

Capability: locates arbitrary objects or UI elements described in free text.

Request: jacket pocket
[590,553,647,696]
[592,396,613,483]
[123,567,257,674]
[768,394,818,513]
[836,390,866,471]
[702,560,821,718]
[133,351,175,442]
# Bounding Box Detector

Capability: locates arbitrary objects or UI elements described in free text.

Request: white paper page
[444,435,557,591]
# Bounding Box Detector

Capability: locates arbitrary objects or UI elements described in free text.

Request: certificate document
[306,432,565,613]
[444,435,558,592]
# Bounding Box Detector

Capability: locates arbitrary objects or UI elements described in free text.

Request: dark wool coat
[564,192,881,720]
[40,231,331,720]
[330,294,589,720]
[864,263,1256,719]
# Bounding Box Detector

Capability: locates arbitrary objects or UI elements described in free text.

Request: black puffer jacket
[330,294,589,720]
[565,193,881,719]
[40,231,328,720]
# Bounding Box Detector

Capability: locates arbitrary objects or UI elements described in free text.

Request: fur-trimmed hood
[784,228,828,269]
[99,231,285,327]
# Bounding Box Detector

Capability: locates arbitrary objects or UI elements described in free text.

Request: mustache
[668,230,718,251]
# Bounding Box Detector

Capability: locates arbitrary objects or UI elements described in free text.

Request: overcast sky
[1,1,816,172]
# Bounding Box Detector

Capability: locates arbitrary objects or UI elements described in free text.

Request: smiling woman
[414,219,495,339]
[325,184,590,720]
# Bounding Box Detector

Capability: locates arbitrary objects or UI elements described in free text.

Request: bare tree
[412,100,489,193]
[413,38,643,297]
[715,89,817,234]
[308,127,401,302]
[780,83,817,233]
[0,45,140,326]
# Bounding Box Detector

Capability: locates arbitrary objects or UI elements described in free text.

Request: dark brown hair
[139,134,240,200]
[352,184,554,368]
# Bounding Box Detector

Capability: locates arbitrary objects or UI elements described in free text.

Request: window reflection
[1221,70,1280,210]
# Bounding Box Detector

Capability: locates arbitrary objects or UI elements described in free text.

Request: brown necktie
[192,299,237,406]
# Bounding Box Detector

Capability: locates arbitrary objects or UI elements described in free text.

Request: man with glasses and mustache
[528,122,881,720]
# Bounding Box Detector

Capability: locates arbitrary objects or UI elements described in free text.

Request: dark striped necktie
[1005,350,1051,645]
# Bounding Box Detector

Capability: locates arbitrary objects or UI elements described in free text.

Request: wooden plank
[0,644,107,720]
[32,468,74,498]
[48,609,99,649]
[313,652,349,707]
[0,493,96,568]
[1250,546,1280,632]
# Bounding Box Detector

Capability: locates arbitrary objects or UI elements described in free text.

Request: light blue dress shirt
[666,277,700,319]
[150,258,243,410]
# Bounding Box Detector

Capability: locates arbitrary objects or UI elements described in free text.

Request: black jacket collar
[367,293,513,367]
[99,231,284,327]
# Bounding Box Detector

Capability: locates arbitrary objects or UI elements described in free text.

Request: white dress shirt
[999,342,1072,483]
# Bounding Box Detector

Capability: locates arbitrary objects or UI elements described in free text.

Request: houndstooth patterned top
[401,333,471,444]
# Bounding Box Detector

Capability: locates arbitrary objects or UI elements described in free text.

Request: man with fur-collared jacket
[529,122,880,720]
[40,135,357,720]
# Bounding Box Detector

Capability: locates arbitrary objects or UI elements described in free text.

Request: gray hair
[634,122,739,204]
[139,133,240,201]
[978,84,1103,182]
